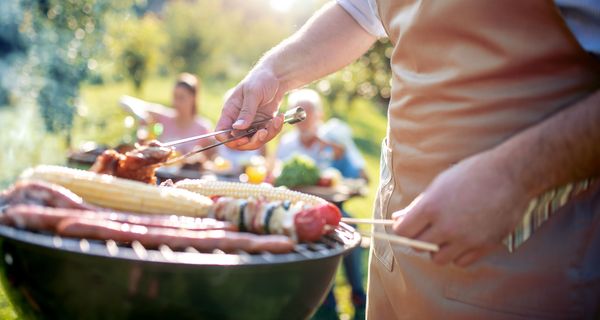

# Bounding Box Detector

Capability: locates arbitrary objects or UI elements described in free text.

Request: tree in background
[163,1,225,78]
[0,0,131,186]
[105,14,166,91]
[163,0,293,81]
[314,38,392,115]
[28,0,131,132]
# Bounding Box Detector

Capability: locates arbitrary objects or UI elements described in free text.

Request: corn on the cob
[20,165,212,216]
[175,179,327,206]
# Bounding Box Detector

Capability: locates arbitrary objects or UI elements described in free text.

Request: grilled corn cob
[20,165,212,216]
[175,179,327,205]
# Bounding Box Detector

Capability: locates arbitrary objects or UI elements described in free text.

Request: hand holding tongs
[157,107,307,167]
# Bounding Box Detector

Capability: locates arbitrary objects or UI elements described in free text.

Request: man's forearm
[491,90,600,198]
[255,2,377,92]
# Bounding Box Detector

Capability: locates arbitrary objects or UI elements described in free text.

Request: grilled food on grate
[20,165,213,216]
[90,140,174,184]
[175,179,341,242]
[0,182,294,253]
[3,166,342,252]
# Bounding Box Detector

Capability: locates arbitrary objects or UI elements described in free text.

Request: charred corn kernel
[20,165,212,216]
[174,179,327,205]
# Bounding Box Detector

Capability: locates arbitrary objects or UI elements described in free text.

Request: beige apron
[367,0,600,318]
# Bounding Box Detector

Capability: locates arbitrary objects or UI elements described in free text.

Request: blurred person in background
[275,89,344,170]
[320,118,369,182]
[276,89,367,320]
[119,73,215,159]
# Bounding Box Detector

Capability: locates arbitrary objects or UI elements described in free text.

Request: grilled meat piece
[0,181,96,211]
[211,197,342,242]
[90,140,173,184]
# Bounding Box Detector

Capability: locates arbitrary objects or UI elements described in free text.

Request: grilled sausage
[1,205,236,232]
[57,218,295,254]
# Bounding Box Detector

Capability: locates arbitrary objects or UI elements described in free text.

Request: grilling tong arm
[159,107,307,166]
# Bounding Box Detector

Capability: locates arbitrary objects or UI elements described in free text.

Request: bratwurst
[57,218,294,254]
[2,205,235,232]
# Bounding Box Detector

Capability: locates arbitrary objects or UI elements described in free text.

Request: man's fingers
[454,245,497,267]
[414,227,444,252]
[219,136,249,149]
[261,114,284,141]
[224,113,284,151]
[216,91,243,142]
[233,86,261,130]
[431,243,465,266]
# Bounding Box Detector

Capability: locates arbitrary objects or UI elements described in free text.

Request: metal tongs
[157,107,307,167]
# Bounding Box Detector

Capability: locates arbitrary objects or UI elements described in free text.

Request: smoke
[0,1,68,187]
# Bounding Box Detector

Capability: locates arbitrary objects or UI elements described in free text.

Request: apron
[367,0,600,318]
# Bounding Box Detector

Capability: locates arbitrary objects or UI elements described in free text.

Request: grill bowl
[0,223,360,320]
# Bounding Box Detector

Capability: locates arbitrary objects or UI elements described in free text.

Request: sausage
[57,218,295,254]
[2,205,236,232]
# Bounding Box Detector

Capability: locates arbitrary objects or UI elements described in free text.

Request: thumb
[392,194,430,238]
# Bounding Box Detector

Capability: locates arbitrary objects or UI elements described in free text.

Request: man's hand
[392,89,600,267]
[392,151,529,267]
[215,69,285,150]
[214,2,377,150]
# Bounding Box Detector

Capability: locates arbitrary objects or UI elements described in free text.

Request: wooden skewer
[341,217,394,225]
[361,231,439,252]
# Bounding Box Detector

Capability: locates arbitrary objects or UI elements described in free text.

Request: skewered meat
[90,141,173,184]
[211,197,341,242]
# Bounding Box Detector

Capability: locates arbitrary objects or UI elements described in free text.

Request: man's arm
[498,91,600,197]
[393,90,600,267]
[216,2,377,150]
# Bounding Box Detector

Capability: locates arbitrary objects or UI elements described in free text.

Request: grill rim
[0,223,361,267]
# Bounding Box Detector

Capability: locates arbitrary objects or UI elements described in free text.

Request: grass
[0,76,387,319]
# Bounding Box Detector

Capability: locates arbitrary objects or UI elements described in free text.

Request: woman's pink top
[154,114,213,154]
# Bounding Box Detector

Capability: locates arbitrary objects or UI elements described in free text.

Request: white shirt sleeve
[337,0,387,38]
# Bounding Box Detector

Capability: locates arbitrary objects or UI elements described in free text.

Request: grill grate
[0,223,360,266]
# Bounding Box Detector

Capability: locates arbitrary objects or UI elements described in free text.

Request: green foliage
[23,0,130,132]
[105,14,166,91]
[0,0,131,187]
[163,1,223,77]
[275,155,321,187]
[313,39,392,114]
[163,0,293,80]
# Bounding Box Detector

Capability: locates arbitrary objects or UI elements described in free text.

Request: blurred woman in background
[119,73,215,158]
